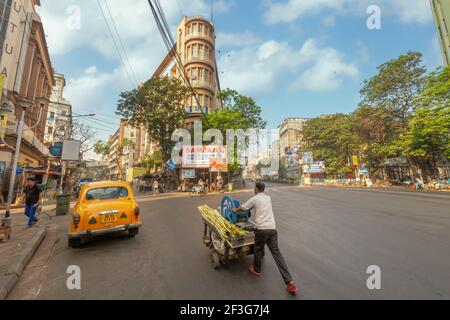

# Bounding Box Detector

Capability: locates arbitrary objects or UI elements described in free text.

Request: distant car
[68,181,141,248]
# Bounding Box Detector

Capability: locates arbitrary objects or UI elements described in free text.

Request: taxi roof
[83,181,131,189]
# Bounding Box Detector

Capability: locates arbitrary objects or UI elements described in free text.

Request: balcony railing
[186,106,210,114]
[190,80,215,92]
[185,54,214,67]
[185,32,214,44]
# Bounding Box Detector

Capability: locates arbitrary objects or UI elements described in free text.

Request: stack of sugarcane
[198,205,248,240]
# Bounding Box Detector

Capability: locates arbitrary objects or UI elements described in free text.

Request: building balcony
[185,32,214,46]
[184,54,215,69]
[185,106,210,115]
[190,80,216,94]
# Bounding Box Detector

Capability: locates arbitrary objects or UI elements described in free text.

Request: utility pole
[3,98,33,220]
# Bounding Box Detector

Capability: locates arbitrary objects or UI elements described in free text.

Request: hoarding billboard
[182,145,227,168]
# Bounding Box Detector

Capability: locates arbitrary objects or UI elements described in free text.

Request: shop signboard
[182,145,227,168]
[181,168,196,179]
[209,158,228,172]
[358,168,369,175]
[303,163,325,173]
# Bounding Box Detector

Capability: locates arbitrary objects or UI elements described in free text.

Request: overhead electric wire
[96,0,137,88]
[103,0,139,85]
[176,0,185,18]
[147,0,210,122]
[73,113,120,127]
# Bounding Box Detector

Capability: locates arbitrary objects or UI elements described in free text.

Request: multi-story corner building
[152,16,219,128]
[44,73,72,146]
[431,0,450,66]
[0,0,54,185]
[279,118,308,156]
[278,118,309,179]
[103,120,156,180]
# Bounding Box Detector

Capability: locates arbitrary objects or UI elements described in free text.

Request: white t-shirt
[241,192,276,230]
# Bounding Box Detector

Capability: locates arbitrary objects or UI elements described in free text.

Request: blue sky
[38,0,442,158]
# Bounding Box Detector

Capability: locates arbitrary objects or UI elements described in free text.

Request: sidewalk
[0,211,59,299]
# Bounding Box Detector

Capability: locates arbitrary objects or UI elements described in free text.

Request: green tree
[94,138,133,180]
[401,67,450,178]
[214,89,266,129]
[116,76,190,161]
[355,52,427,170]
[201,89,266,173]
[359,51,426,129]
[302,114,358,175]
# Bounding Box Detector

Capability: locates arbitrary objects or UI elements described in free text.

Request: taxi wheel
[69,238,82,248]
[128,228,139,237]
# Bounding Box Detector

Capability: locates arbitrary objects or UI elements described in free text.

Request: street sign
[61,140,81,161]
[50,142,63,157]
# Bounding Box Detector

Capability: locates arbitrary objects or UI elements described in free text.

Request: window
[198,68,203,81]
[85,187,129,200]
[50,112,55,119]
[47,127,53,134]
[199,24,203,34]
[192,44,198,57]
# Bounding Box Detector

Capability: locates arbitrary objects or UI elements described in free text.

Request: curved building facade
[152,16,218,128]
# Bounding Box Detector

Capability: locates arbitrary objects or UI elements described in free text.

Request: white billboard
[61,140,81,161]
[182,145,227,168]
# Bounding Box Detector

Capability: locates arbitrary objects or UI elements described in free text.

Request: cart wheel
[211,252,221,270]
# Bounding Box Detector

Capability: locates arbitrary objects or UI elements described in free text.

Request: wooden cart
[202,217,256,269]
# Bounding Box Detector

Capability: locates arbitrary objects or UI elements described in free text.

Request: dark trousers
[254,229,293,284]
[24,204,38,226]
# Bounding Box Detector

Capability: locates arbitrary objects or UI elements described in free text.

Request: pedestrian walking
[232,182,299,294]
[153,179,160,197]
[22,177,42,227]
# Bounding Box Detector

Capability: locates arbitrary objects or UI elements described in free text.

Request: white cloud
[322,15,336,27]
[264,0,343,25]
[219,38,358,94]
[291,42,359,92]
[214,0,237,13]
[216,31,258,48]
[264,0,432,25]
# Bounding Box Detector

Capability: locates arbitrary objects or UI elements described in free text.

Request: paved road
[10,183,450,299]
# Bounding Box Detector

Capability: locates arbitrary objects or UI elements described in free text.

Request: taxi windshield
[85,187,129,200]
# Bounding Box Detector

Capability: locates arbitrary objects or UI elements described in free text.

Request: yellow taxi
[68,181,141,248]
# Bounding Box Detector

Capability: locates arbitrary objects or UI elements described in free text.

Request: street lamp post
[3,98,33,220]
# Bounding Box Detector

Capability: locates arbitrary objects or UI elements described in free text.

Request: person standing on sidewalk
[21,177,42,227]
[152,179,160,197]
[232,182,299,294]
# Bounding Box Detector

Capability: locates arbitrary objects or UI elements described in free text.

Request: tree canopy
[116,76,190,161]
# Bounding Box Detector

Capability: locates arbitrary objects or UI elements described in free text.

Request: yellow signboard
[153,151,163,164]
[0,75,4,99]
[352,155,359,166]
[0,113,7,140]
